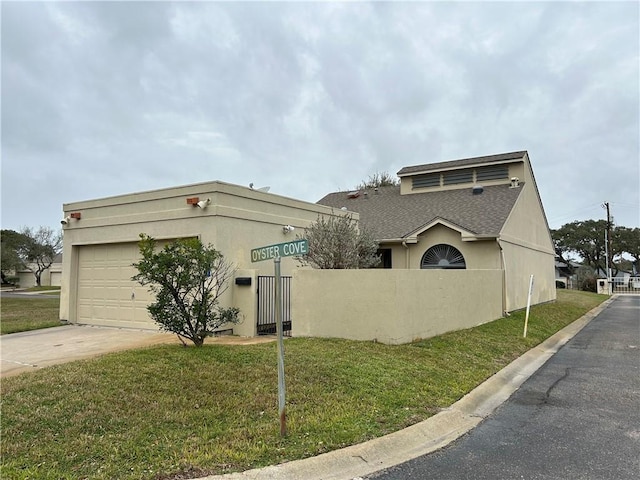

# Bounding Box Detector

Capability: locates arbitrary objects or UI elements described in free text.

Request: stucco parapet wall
[62,180,357,229]
[291,268,504,345]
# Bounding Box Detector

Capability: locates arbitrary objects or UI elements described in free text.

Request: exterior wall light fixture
[186,197,211,208]
[197,198,211,209]
[61,212,81,225]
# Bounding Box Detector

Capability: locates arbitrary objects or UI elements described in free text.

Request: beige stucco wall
[499,158,556,311]
[60,181,352,328]
[383,244,410,269]
[231,269,259,337]
[292,269,503,344]
[498,239,555,311]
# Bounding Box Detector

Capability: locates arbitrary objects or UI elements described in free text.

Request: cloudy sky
[2,1,638,235]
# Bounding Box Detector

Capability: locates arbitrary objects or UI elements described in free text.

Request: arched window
[420,244,466,269]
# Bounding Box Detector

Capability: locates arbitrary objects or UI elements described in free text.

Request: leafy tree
[615,226,640,271]
[20,227,62,286]
[0,229,30,284]
[296,213,380,269]
[552,220,640,277]
[132,235,240,347]
[552,220,609,275]
[355,171,399,190]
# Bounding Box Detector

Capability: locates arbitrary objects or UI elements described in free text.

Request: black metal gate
[257,276,292,336]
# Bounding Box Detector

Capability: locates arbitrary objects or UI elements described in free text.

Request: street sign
[251,239,308,263]
[249,237,309,437]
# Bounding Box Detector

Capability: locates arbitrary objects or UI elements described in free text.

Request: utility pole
[603,202,613,289]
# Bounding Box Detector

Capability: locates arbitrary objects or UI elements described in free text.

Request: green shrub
[580,276,597,292]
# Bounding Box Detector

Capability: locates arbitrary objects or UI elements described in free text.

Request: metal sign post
[250,239,307,437]
[523,274,534,338]
[274,256,286,437]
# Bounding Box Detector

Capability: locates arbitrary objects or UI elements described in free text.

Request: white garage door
[77,243,157,330]
[50,271,62,287]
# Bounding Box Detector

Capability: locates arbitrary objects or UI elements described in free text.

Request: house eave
[378,227,497,245]
[397,151,527,177]
[378,238,419,245]
[397,158,518,178]
[460,234,498,242]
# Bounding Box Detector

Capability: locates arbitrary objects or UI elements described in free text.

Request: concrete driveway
[0,325,179,377]
[0,324,276,378]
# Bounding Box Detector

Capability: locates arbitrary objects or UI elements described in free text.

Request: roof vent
[510,177,520,188]
[472,185,484,195]
[347,190,361,199]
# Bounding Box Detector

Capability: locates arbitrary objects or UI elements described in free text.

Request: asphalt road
[367,295,640,480]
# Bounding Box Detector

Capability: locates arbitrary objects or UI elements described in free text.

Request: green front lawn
[1,297,63,334]
[0,290,607,480]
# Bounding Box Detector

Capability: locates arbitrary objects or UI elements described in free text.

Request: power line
[549,201,639,228]
[548,203,603,223]
[610,202,639,209]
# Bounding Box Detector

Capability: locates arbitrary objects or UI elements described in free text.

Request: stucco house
[317,150,556,312]
[16,253,63,288]
[60,150,555,343]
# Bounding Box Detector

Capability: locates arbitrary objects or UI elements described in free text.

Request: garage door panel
[133,308,151,323]
[77,242,164,330]
[50,272,62,287]
[77,304,92,319]
[115,288,130,302]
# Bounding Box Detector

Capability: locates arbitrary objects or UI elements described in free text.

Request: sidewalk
[195,297,614,480]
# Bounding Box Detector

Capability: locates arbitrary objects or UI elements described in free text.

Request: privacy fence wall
[290,269,504,345]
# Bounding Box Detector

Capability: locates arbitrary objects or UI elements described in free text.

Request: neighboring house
[16,253,63,288]
[555,256,578,288]
[317,150,556,312]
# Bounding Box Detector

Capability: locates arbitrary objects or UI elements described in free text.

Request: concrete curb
[198,297,615,480]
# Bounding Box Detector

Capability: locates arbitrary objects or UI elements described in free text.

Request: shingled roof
[317,183,524,241]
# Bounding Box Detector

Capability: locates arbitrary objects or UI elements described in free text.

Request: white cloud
[1,1,638,232]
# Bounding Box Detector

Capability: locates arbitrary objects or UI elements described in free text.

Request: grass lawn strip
[0,290,607,480]
[0,297,63,334]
